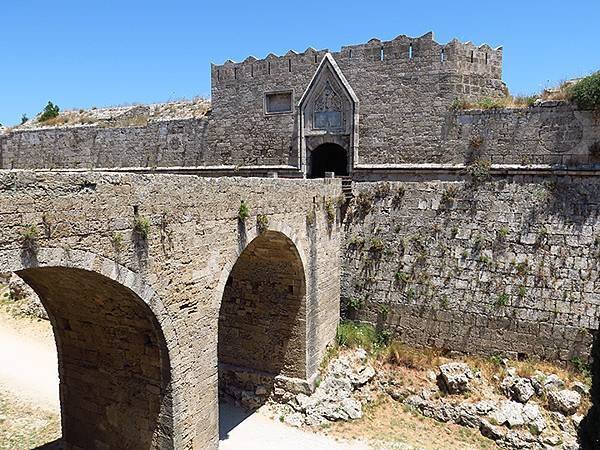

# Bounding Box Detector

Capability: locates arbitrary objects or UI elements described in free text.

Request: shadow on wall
[579,330,599,449]
[218,230,307,428]
[15,267,173,450]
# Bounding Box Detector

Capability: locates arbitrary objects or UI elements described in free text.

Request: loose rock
[438,362,473,394]
[547,390,582,416]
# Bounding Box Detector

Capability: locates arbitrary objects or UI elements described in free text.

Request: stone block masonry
[342,176,600,362]
[0,171,342,449]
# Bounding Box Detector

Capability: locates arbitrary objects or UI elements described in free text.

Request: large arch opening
[218,230,306,421]
[309,143,349,178]
[9,266,172,449]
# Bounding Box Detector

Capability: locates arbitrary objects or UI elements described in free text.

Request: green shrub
[569,71,600,110]
[325,198,336,226]
[112,232,125,252]
[570,356,591,377]
[257,214,269,233]
[346,297,363,311]
[495,293,509,307]
[20,224,39,246]
[335,321,377,351]
[133,216,151,240]
[238,200,250,222]
[39,101,60,122]
[20,114,28,124]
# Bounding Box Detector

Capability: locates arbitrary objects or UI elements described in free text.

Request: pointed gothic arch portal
[299,53,359,178]
[309,143,349,178]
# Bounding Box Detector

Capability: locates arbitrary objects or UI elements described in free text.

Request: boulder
[8,273,48,320]
[490,400,525,428]
[522,403,546,435]
[547,390,581,416]
[340,398,362,420]
[284,412,304,427]
[438,362,473,394]
[502,375,535,403]
[543,373,565,392]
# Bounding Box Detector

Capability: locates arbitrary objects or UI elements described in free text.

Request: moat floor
[219,402,368,449]
[0,303,366,449]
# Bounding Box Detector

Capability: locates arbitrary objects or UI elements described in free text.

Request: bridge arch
[0,248,178,449]
[216,228,308,413]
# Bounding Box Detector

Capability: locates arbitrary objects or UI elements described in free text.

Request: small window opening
[268,61,271,75]
[217,69,220,81]
[234,67,237,79]
[314,54,318,63]
[251,65,254,77]
[349,49,353,58]
[470,50,474,63]
[409,44,413,59]
[265,91,293,114]
[485,52,488,65]
[441,48,445,62]
[380,47,384,61]
[288,59,292,72]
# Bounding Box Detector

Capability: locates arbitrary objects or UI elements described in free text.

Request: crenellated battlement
[211,32,502,85]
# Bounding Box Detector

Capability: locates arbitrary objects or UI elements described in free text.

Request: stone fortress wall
[1,31,600,367]
[342,175,600,363]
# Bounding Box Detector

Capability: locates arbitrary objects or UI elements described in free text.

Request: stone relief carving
[313,81,345,131]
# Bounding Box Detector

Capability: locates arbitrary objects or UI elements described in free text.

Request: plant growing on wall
[495,293,510,307]
[38,101,60,122]
[112,232,125,252]
[325,198,336,226]
[238,200,250,222]
[466,159,491,183]
[257,214,269,233]
[20,224,39,250]
[391,185,406,208]
[441,185,459,206]
[374,182,391,199]
[569,71,600,110]
[133,216,151,240]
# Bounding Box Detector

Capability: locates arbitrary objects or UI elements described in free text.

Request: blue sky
[1,0,599,126]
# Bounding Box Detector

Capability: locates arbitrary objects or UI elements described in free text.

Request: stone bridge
[0,170,342,449]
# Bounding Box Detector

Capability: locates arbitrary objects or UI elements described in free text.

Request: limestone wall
[210,32,505,167]
[0,171,342,449]
[342,176,600,362]
[0,117,209,169]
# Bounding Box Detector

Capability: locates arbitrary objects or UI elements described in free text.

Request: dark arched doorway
[13,266,172,450]
[309,143,348,178]
[218,230,306,434]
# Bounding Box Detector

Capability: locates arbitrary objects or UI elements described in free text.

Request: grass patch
[336,321,378,352]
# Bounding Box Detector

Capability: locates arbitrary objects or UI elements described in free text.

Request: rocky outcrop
[7,273,48,320]
[276,348,376,426]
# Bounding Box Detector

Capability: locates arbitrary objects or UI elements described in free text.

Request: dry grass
[324,396,498,449]
[378,341,443,370]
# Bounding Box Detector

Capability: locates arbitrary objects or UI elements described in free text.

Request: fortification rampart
[208,32,505,168]
[0,116,210,169]
[343,176,600,362]
[3,101,598,170]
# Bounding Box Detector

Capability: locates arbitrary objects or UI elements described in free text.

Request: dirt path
[0,308,59,412]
